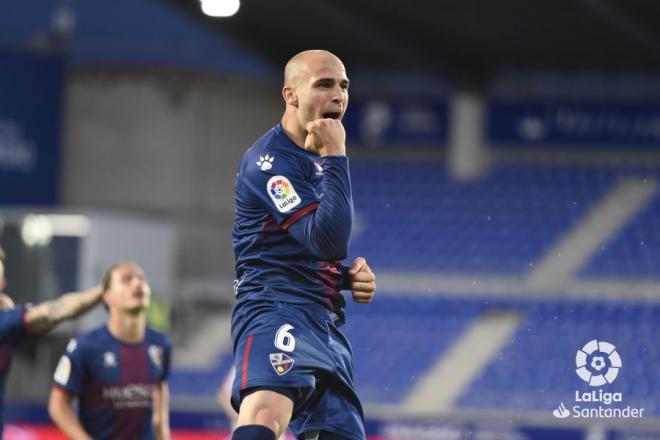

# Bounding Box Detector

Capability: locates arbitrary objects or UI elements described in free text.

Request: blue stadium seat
[580,193,660,279]
[348,163,621,275]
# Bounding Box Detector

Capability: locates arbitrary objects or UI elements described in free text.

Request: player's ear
[283,86,298,107]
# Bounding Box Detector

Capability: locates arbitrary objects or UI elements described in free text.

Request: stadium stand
[580,192,660,279]
[456,299,659,416]
[349,162,658,275]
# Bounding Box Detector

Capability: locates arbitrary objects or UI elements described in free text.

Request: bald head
[281,49,349,146]
[284,50,345,87]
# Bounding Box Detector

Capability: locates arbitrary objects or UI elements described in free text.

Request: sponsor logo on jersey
[269,352,294,375]
[102,383,156,408]
[267,175,301,213]
[314,161,323,176]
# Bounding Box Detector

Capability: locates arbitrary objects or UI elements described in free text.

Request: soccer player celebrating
[0,247,104,437]
[49,262,171,440]
[231,50,376,440]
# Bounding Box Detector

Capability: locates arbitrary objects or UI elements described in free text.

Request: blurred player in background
[230,50,376,440]
[0,246,104,437]
[49,262,171,440]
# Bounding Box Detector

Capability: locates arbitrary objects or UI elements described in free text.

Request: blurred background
[1,0,659,438]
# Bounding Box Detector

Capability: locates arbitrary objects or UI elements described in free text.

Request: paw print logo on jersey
[103,352,117,368]
[256,154,274,171]
[575,339,622,386]
[270,178,290,200]
[66,339,77,353]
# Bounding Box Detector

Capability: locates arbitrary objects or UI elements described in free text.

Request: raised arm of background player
[289,118,376,303]
[0,286,104,337]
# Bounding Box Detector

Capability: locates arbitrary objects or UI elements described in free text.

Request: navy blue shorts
[230,300,365,439]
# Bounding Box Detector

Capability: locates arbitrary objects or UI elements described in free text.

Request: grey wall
[61,71,283,294]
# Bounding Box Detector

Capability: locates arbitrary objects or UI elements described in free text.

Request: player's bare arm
[152,381,171,440]
[348,257,376,304]
[48,387,93,440]
[0,293,15,310]
[25,286,104,335]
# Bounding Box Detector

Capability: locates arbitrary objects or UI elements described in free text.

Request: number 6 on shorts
[274,324,295,352]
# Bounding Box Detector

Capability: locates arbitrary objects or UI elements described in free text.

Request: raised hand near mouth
[304,118,346,157]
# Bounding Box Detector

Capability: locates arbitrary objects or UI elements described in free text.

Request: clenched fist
[305,118,346,157]
[347,257,376,304]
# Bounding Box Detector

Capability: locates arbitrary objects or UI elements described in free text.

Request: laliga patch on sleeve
[267,175,301,213]
[53,355,71,385]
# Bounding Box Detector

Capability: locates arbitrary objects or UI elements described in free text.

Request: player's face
[296,58,349,129]
[105,264,151,313]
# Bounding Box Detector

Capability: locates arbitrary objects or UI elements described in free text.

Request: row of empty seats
[348,162,659,278]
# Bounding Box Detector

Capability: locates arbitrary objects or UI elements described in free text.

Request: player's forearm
[289,157,353,259]
[25,286,103,335]
[154,417,171,440]
[53,412,92,440]
[49,400,92,440]
[153,382,171,440]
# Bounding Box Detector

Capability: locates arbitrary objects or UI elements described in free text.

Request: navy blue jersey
[0,307,28,436]
[53,325,171,440]
[233,124,353,316]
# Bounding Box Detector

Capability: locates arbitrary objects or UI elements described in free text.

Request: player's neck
[107,312,146,343]
[281,114,306,149]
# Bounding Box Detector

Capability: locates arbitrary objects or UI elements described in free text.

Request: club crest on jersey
[148,345,163,368]
[269,352,294,375]
[267,175,301,213]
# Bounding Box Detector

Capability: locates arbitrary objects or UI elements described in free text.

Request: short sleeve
[241,151,320,229]
[53,338,85,395]
[0,307,28,345]
[160,337,172,381]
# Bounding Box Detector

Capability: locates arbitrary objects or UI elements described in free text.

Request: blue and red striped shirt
[53,325,171,440]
